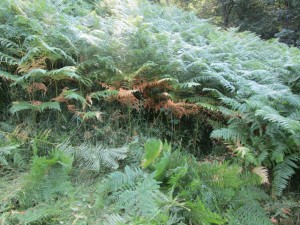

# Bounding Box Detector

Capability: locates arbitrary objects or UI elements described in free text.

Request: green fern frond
[13,69,47,85]
[233,187,270,204]
[0,70,19,82]
[154,150,171,181]
[271,142,288,163]
[186,198,226,225]
[211,128,246,143]
[142,138,163,168]
[59,141,128,170]
[280,94,300,108]
[19,150,73,208]
[47,66,81,81]
[219,96,244,112]
[256,107,300,134]
[0,51,19,65]
[272,154,300,196]
[0,144,20,166]
[9,202,63,225]
[90,90,118,100]
[197,102,220,111]
[234,146,256,165]
[38,102,61,112]
[100,166,146,193]
[61,89,86,106]
[177,81,200,89]
[104,213,127,225]
[10,101,61,114]
[227,202,272,225]
[288,110,300,120]
[10,101,34,114]
[187,96,217,104]
[97,166,170,220]
[18,47,41,67]
[0,37,19,48]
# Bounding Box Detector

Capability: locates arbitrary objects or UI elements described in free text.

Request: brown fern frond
[116,88,140,110]
[135,78,172,96]
[155,100,199,118]
[51,95,67,103]
[67,104,77,113]
[18,57,47,73]
[26,82,47,95]
[97,82,116,90]
[51,87,69,103]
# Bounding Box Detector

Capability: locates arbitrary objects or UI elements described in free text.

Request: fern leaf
[47,66,81,81]
[228,202,272,225]
[82,111,103,121]
[141,138,163,168]
[256,106,300,134]
[59,141,128,171]
[0,37,19,48]
[98,166,170,220]
[177,81,200,88]
[89,90,118,100]
[252,167,269,184]
[14,69,47,84]
[211,128,246,143]
[0,145,19,166]
[62,89,87,106]
[0,70,19,82]
[272,154,300,196]
[38,102,61,112]
[0,51,19,65]
[104,213,127,225]
[10,101,34,114]
[186,198,226,225]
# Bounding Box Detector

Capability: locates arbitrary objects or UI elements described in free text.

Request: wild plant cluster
[0,0,299,224]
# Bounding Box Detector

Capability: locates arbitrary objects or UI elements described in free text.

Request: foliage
[95,166,176,224]
[18,150,73,208]
[0,0,300,224]
[59,140,128,171]
[164,0,300,47]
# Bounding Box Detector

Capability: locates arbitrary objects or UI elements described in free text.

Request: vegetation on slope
[0,0,300,224]
[159,0,300,47]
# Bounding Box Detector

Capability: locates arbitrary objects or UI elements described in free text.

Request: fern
[59,141,128,171]
[0,144,20,166]
[256,106,300,134]
[8,202,63,225]
[10,101,33,114]
[211,128,246,143]
[12,69,47,85]
[186,198,226,225]
[227,202,272,225]
[96,166,172,222]
[10,101,61,114]
[89,90,118,100]
[142,138,163,168]
[47,67,80,81]
[61,89,87,106]
[19,150,73,208]
[0,70,19,82]
[38,101,61,112]
[0,52,19,65]
[272,154,300,196]
[0,37,19,48]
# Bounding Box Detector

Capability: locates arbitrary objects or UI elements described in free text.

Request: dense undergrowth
[0,0,300,224]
